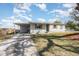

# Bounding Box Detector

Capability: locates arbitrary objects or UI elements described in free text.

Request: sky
[0,3,77,28]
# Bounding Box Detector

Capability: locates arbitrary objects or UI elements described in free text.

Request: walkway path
[0,34,39,56]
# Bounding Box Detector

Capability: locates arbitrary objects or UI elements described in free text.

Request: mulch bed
[64,34,79,40]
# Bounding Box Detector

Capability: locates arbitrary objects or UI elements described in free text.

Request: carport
[15,23,30,33]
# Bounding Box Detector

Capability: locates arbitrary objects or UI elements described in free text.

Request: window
[35,24,42,29]
[53,25,57,28]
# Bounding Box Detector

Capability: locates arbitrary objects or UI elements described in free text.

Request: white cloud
[0,22,2,24]
[3,16,22,23]
[13,3,33,23]
[23,16,32,22]
[18,15,32,22]
[68,8,74,13]
[14,19,22,23]
[15,3,32,11]
[62,3,77,17]
[14,8,25,13]
[35,3,47,11]
[28,14,32,17]
[48,18,60,23]
[63,3,77,8]
[9,15,32,23]
[37,18,46,23]
[0,16,23,28]
[13,8,26,17]
[13,3,33,19]
[0,19,14,28]
[49,9,70,17]
[1,19,13,23]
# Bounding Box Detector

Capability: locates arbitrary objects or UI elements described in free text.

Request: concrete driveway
[0,34,39,56]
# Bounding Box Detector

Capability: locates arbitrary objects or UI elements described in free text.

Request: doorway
[46,24,49,32]
[20,24,30,33]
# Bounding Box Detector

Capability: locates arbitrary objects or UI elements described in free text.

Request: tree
[69,3,79,30]
[53,18,62,25]
[54,20,62,24]
[66,20,77,30]
[70,4,79,21]
[75,4,79,10]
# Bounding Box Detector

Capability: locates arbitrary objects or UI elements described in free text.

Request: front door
[46,24,49,32]
[25,24,30,33]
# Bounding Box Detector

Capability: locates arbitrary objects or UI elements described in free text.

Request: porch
[16,23,49,34]
[30,23,49,34]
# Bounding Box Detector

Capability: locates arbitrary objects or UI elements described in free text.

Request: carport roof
[14,21,65,25]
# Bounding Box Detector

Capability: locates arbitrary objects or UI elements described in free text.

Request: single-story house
[15,21,66,34]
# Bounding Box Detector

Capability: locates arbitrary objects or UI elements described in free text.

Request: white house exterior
[15,21,66,34]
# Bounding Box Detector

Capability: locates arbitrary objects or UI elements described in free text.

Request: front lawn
[32,32,79,56]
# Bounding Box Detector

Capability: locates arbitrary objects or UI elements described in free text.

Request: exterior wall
[30,24,35,33]
[15,25,20,30]
[30,24,46,34]
[62,25,66,30]
[49,24,53,32]
[41,24,46,33]
[19,24,66,34]
[49,24,66,32]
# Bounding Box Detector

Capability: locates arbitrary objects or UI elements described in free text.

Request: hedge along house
[15,20,66,34]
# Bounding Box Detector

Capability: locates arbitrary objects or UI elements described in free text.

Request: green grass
[33,38,79,56]
[32,32,79,56]
[32,31,79,39]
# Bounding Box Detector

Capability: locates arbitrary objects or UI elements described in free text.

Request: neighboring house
[15,21,66,34]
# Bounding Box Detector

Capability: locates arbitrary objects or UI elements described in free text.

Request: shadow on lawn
[32,33,79,56]
[39,38,54,56]
[55,44,79,55]
[39,38,79,56]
